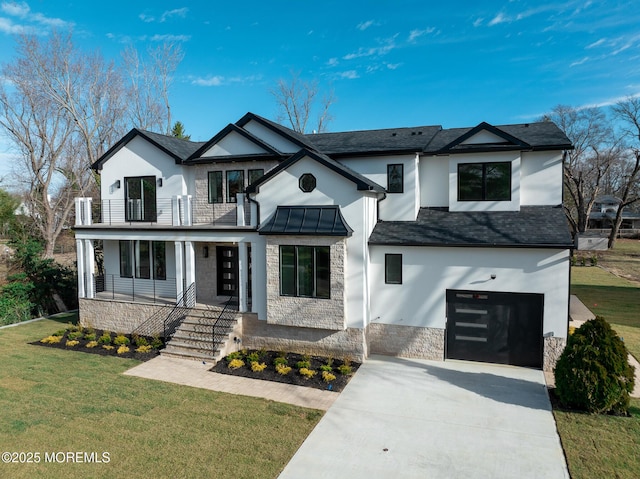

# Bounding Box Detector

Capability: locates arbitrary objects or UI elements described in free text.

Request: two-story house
[74,113,573,371]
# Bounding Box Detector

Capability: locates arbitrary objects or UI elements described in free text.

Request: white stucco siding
[448,151,521,212]
[339,154,419,221]
[419,156,449,207]
[254,156,371,329]
[100,135,187,201]
[520,151,563,205]
[202,131,269,156]
[241,120,300,153]
[369,246,570,338]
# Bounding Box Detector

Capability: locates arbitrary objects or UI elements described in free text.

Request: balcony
[75,194,254,228]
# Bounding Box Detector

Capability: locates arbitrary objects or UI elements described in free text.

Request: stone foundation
[79,298,169,333]
[368,323,445,360]
[241,313,367,361]
[543,336,567,372]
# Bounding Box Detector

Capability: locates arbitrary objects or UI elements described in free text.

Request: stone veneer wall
[543,336,567,372]
[192,161,279,224]
[242,313,367,361]
[79,298,169,333]
[367,323,445,360]
[265,236,346,330]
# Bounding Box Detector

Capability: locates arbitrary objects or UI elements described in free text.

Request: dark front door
[217,246,238,296]
[446,290,543,368]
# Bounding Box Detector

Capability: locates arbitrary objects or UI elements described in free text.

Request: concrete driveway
[279,356,569,479]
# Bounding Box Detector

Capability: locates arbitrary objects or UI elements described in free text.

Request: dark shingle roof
[425,122,572,154]
[91,128,205,170]
[306,126,442,156]
[369,206,573,248]
[259,206,353,236]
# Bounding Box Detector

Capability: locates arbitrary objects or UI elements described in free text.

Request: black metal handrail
[212,293,239,354]
[132,282,195,339]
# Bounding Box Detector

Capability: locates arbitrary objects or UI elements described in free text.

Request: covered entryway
[446,290,543,368]
[216,246,239,296]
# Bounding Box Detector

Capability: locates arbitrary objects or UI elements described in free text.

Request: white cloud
[191,74,262,87]
[0,1,72,33]
[570,56,589,67]
[408,27,435,43]
[343,35,397,60]
[386,62,402,70]
[139,7,189,23]
[357,20,375,31]
[149,34,191,42]
[488,13,509,26]
[160,7,188,22]
[473,18,483,27]
[327,57,339,67]
[586,38,605,49]
[339,70,359,79]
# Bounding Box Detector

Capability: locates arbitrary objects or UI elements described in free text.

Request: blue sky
[0,0,639,145]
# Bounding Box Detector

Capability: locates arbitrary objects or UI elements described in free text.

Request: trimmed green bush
[554,316,635,415]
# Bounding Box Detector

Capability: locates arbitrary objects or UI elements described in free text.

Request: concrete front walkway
[279,356,569,479]
[123,355,339,410]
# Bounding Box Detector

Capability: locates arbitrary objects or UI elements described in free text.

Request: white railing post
[172,196,181,226]
[183,195,193,226]
[249,200,258,227]
[237,193,246,226]
[84,198,93,225]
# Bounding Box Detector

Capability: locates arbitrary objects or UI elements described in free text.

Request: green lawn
[571,266,640,360]
[558,246,640,479]
[554,399,640,479]
[0,315,321,479]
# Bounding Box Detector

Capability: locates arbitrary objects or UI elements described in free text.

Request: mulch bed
[30,328,163,362]
[210,350,360,392]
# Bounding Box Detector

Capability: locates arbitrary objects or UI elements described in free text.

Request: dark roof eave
[430,144,573,155]
[368,240,573,248]
[184,153,283,165]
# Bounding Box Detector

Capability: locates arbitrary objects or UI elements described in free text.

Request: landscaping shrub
[113,334,130,346]
[98,332,112,345]
[554,316,635,414]
[299,367,316,379]
[322,371,336,383]
[276,363,292,375]
[117,345,130,355]
[251,361,267,372]
[228,359,245,369]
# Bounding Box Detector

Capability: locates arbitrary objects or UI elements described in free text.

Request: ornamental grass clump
[554,316,635,415]
[251,361,267,372]
[299,367,316,379]
[322,371,336,383]
[113,334,130,346]
[228,359,245,369]
[40,335,62,344]
[276,363,292,375]
[117,345,130,355]
[86,341,98,348]
[136,345,153,354]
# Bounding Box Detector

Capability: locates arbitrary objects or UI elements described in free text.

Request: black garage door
[446,290,543,368]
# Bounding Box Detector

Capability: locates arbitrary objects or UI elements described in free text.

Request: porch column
[237,193,246,226]
[184,241,196,306]
[238,241,247,312]
[84,240,95,298]
[174,241,184,305]
[76,239,86,298]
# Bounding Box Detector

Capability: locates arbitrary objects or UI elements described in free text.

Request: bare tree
[542,105,619,234]
[271,72,335,133]
[122,42,183,134]
[607,97,640,247]
[0,33,184,257]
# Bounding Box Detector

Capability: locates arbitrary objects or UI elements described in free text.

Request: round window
[299,173,316,192]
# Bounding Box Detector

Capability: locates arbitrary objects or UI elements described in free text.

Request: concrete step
[161,347,217,361]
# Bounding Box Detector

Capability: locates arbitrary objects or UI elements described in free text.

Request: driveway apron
[279,355,569,479]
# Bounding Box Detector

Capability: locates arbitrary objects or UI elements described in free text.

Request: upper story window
[208,171,223,203]
[226,170,244,203]
[387,164,403,193]
[248,168,264,185]
[125,176,156,222]
[458,162,511,201]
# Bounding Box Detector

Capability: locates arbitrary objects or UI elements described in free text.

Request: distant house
[588,195,640,231]
[74,113,573,371]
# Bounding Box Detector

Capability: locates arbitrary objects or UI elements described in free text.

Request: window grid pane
[226,170,244,203]
[119,240,132,278]
[385,254,402,284]
[280,246,296,296]
[387,164,404,193]
[208,171,223,203]
[153,241,166,280]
